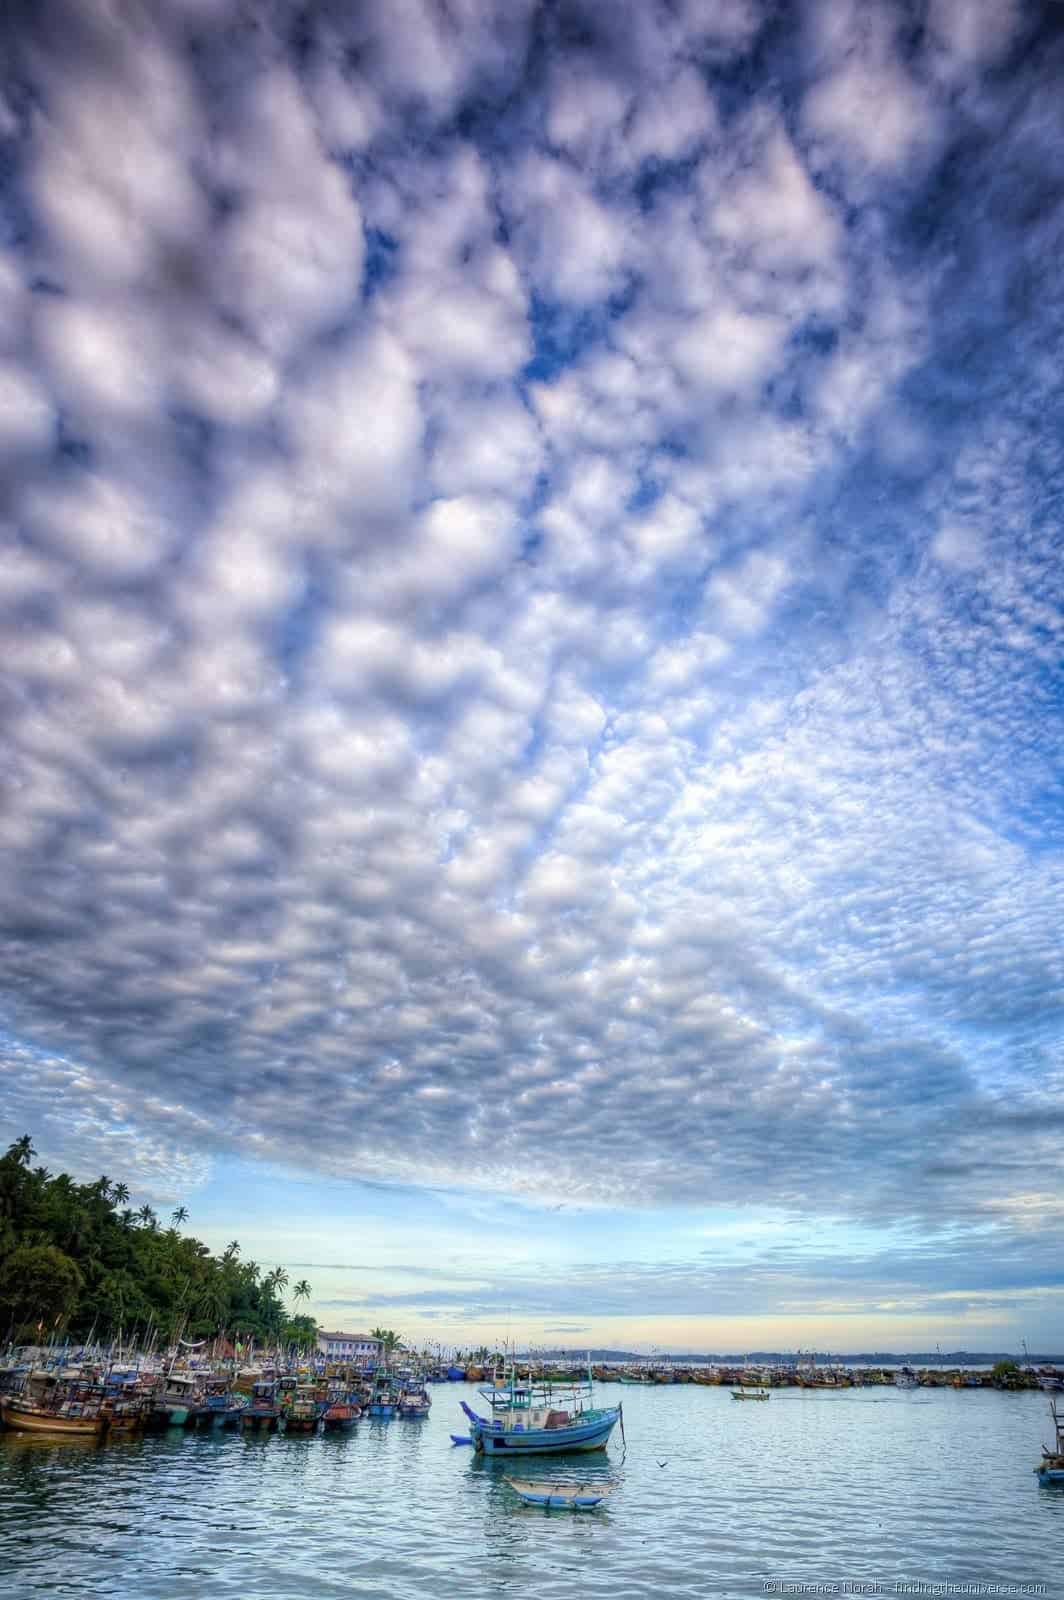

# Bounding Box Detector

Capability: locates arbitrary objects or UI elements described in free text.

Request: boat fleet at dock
[582,1358,1064,1391]
[0,1358,432,1439]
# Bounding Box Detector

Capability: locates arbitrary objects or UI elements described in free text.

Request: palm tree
[8,1135,35,1167]
[223,1240,240,1261]
[371,1327,404,1360]
[195,1275,230,1333]
[293,1279,311,1306]
[136,1204,158,1230]
[111,1182,130,1205]
[171,1206,189,1227]
[266,1266,289,1293]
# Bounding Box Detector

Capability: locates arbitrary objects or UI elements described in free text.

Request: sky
[0,0,1062,1355]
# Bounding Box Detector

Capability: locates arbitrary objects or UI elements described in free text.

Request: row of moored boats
[0,1363,431,1438]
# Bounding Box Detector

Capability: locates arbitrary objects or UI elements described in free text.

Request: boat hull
[154,1404,190,1427]
[1,1401,105,1437]
[239,1409,280,1429]
[322,1411,360,1430]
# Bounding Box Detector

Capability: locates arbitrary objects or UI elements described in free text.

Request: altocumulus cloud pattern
[0,0,1062,1270]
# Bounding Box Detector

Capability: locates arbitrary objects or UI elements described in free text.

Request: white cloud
[281,328,422,534]
[508,154,633,304]
[35,296,166,423]
[710,125,842,277]
[931,524,985,572]
[211,68,365,359]
[627,67,718,165]
[673,304,788,393]
[0,361,54,454]
[927,0,1023,71]
[21,471,175,580]
[804,57,934,180]
[547,66,631,167]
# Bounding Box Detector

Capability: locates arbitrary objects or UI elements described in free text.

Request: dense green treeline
[0,1136,318,1349]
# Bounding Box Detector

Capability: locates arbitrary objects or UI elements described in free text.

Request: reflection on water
[1,1385,1061,1598]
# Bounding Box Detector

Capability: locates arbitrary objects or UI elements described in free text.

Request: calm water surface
[1,1384,1060,1599]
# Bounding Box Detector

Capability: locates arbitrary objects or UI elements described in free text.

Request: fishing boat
[731,1387,770,1400]
[368,1370,399,1418]
[505,1475,615,1509]
[321,1381,362,1430]
[0,1369,110,1437]
[283,1381,325,1433]
[618,1372,655,1386]
[397,1377,432,1418]
[239,1378,282,1430]
[1036,1399,1064,1485]
[894,1366,920,1389]
[191,1376,247,1427]
[460,1362,621,1456]
[152,1372,203,1427]
[100,1368,154,1433]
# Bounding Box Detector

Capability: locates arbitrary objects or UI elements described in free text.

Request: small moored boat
[152,1372,203,1428]
[397,1378,431,1419]
[505,1476,615,1509]
[283,1381,325,1433]
[368,1370,399,1418]
[192,1377,246,1428]
[239,1378,282,1431]
[321,1382,362,1430]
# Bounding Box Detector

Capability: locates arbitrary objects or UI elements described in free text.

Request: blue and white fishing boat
[190,1376,246,1427]
[368,1369,399,1418]
[460,1362,621,1456]
[397,1375,431,1418]
[1036,1399,1064,1485]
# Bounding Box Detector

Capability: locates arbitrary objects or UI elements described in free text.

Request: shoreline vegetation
[0,1135,317,1353]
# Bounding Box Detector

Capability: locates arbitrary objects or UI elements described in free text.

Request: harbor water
[1,1382,1060,1598]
